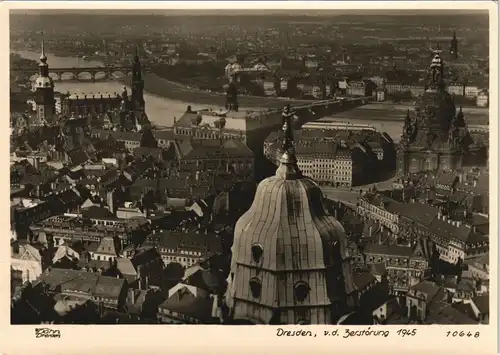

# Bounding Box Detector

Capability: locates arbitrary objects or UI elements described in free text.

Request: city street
[321,188,360,207]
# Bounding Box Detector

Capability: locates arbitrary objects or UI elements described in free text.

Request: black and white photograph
[8,4,493,331]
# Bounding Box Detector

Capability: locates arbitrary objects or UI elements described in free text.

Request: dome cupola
[415,45,456,132]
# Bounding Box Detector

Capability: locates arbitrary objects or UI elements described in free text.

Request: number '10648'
[446,331,480,338]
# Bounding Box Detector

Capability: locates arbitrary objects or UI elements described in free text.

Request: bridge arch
[109,70,128,78]
[76,71,94,81]
[59,72,76,80]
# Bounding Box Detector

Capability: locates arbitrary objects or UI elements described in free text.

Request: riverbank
[119,73,315,109]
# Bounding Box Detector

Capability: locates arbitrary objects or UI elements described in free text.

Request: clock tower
[33,37,55,124]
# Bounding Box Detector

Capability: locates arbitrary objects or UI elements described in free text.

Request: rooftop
[158,287,214,321]
[427,301,477,325]
[38,268,125,299]
[146,229,223,255]
[364,243,413,258]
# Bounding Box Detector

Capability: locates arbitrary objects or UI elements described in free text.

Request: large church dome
[414,51,456,132]
[224,106,356,325]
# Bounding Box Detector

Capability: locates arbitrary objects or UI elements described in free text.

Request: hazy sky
[10,9,488,17]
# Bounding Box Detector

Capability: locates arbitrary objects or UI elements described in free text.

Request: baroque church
[396,48,475,175]
[221,106,360,325]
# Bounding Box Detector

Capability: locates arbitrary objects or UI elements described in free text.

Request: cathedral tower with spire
[131,46,146,113]
[222,105,357,325]
[34,36,55,124]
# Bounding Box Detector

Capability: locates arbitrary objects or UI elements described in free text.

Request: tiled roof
[436,171,458,187]
[428,218,471,243]
[95,237,118,256]
[182,267,222,294]
[397,202,439,227]
[410,280,443,301]
[67,150,90,166]
[39,268,125,299]
[364,243,413,257]
[353,271,376,291]
[116,257,138,276]
[81,206,114,219]
[427,301,477,324]
[451,302,477,321]
[109,131,142,142]
[147,230,223,255]
[131,247,162,268]
[472,295,489,314]
[176,138,253,160]
[158,287,214,321]
[52,245,80,264]
[361,193,402,213]
[133,147,163,157]
[11,244,42,262]
[154,130,175,141]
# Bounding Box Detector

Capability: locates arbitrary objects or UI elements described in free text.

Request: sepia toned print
[9,7,491,328]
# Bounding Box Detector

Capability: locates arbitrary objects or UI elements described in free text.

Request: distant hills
[10,9,488,17]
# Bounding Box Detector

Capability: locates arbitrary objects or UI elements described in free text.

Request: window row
[249,278,310,302]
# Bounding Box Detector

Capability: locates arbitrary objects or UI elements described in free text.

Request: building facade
[61,92,122,116]
[357,193,401,234]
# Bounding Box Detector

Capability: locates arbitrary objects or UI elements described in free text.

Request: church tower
[131,46,146,113]
[34,37,55,124]
[223,105,356,325]
[450,31,458,60]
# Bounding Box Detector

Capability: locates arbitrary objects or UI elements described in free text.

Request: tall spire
[40,31,47,64]
[131,45,145,113]
[276,105,302,180]
[134,45,140,62]
[450,30,458,59]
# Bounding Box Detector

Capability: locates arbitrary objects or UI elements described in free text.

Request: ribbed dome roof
[232,107,350,272]
[225,105,355,324]
[232,174,351,272]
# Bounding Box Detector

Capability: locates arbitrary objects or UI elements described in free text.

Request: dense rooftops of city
[9,10,489,327]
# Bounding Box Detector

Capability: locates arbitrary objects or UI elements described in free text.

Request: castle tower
[450,31,458,60]
[223,105,356,325]
[34,36,55,124]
